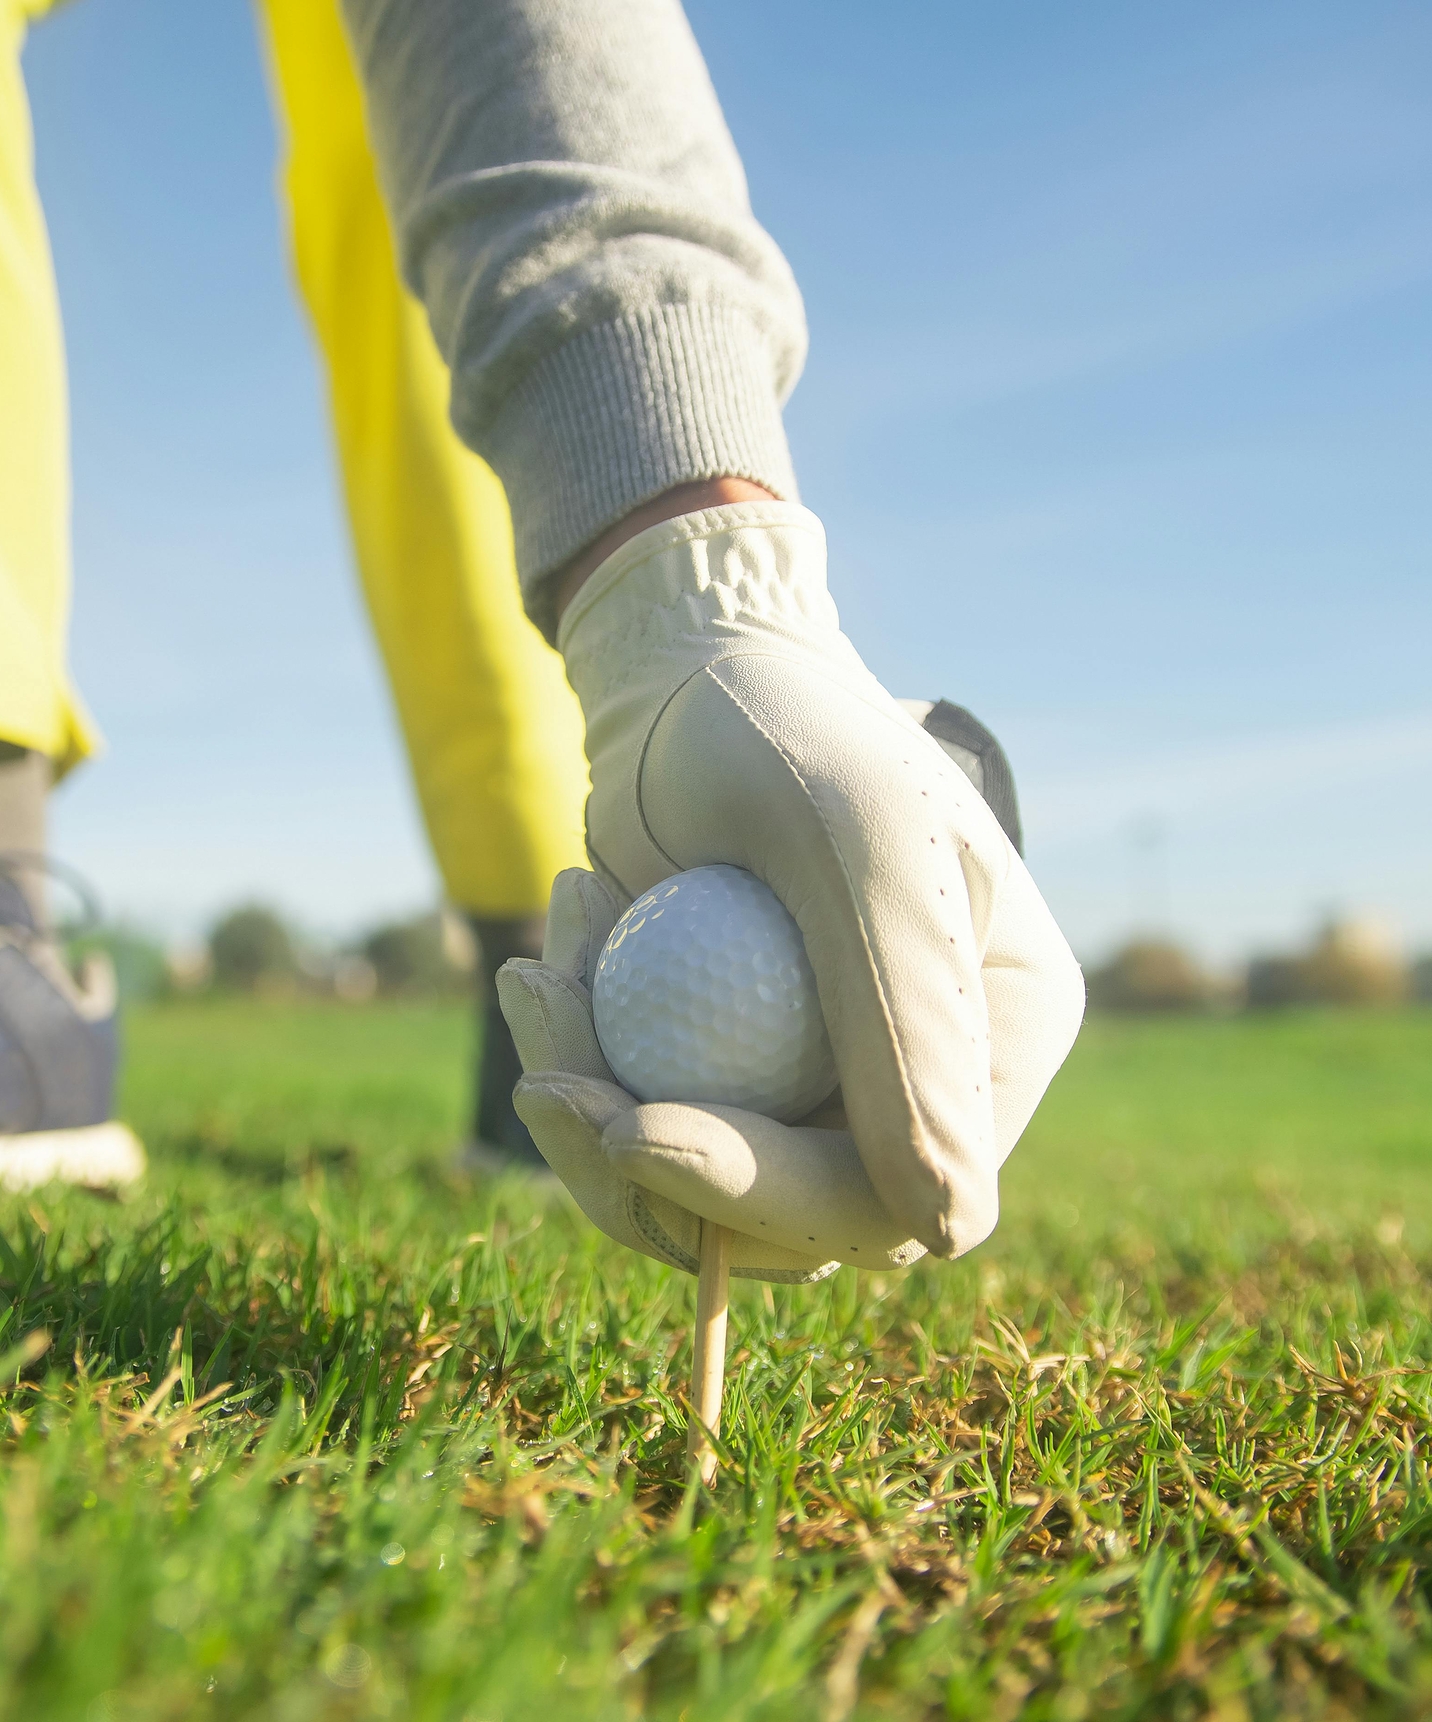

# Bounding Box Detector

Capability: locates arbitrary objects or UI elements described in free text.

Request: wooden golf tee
[687,1219,732,1484]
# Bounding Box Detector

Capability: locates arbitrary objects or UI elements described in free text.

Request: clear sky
[21,0,1432,963]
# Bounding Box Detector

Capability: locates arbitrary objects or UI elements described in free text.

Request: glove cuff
[557,502,852,723]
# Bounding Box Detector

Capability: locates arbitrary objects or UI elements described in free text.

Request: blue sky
[22,0,1432,961]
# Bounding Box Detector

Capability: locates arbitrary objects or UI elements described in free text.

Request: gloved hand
[498,865,918,1281]
[499,502,1085,1275]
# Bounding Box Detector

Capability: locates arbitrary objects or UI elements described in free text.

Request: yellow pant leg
[0,0,98,770]
[256,0,588,917]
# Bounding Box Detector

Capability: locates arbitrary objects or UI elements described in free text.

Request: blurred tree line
[204,904,476,999]
[1087,918,1429,1014]
[78,905,477,1004]
[70,903,1432,1015]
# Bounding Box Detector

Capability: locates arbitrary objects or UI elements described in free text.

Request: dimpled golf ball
[591,865,838,1122]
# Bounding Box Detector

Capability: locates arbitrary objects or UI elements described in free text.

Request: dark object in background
[465,915,547,1171]
[209,905,297,994]
[1413,956,1432,1005]
[1086,939,1212,1013]
[1245,956,1307,1010]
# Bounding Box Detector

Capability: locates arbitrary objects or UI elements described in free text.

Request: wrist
[552,478,777,624]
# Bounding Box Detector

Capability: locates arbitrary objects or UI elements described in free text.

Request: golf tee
[687,1220,732,1484]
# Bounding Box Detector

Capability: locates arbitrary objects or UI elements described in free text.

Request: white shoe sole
[0,1121,146,1191]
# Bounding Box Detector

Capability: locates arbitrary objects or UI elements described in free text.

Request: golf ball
[591,865,838,1122]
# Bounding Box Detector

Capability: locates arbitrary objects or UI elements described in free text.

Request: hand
[498,866,923,1281]
[507,502,1085,1266]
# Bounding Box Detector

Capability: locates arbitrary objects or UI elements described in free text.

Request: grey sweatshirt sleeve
[339,0,807,637]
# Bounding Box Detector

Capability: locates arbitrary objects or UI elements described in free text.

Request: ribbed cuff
[483,301,799,641]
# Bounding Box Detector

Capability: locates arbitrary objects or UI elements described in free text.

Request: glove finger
[511,1072,682,1268]
[604,1101,926,1268]
[497,958,613,1081]
[542,867,623,987]
[514,1074,838,1282]
[513,1070,633,1140]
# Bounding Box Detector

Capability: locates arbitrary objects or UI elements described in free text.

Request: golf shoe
[0,856,145,1191]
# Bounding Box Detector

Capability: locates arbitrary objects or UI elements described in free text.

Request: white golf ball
[591,865,838,1122]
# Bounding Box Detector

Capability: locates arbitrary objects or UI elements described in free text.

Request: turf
[1,1001,1430,1720]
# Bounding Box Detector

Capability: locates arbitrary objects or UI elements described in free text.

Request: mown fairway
[1,1002,1430,1720]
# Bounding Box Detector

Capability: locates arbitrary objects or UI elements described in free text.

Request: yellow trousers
[0,0,587,916]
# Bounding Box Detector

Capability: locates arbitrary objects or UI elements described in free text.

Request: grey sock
[0,749,49,927]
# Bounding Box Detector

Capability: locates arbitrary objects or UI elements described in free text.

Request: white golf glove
[497,503,1084,1280]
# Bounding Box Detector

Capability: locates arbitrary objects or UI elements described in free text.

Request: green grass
[1,1001,1430,1720]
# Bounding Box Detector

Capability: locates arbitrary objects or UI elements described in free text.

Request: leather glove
[498,865,909,1281]
[498,503,1085,1276]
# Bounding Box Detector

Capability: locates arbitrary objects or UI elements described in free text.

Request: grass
[0,1001,1430,1720]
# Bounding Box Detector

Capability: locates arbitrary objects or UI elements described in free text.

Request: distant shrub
[1413,955,1432,1004]
[1247,919,1409,1009]
[359,911,470,998]
[209,905,297,994]
[1086,940,1211,1013]
[1300,921,1408,1005]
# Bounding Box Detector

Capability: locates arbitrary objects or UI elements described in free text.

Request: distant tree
[1300,920,1408,1005]
[1413,956,1432,1005]
[360,911,468,997]
[209,905,297,994]
[1247,919,1409,1009]
[1085,940,1211,1012]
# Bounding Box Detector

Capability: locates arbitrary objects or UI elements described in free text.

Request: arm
[342,0,1086,1270]
[340,0,804,637]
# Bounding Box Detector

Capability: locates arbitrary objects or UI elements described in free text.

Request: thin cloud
[1026,712,1432,848]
